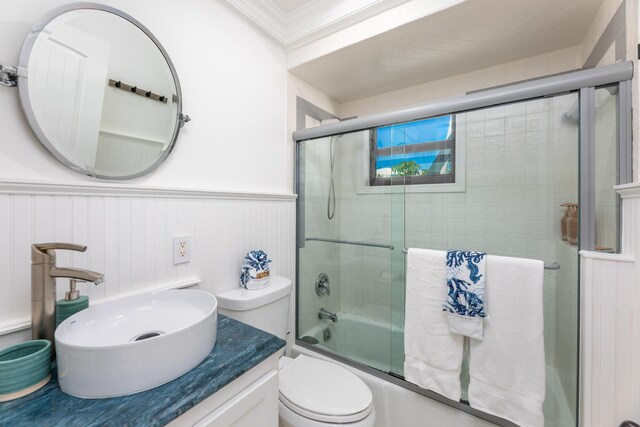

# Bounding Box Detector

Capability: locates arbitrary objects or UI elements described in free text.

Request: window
[369,115,455,186]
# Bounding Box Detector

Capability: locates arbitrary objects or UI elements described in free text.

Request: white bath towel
[404,248,464,401]
[468,255,545,427]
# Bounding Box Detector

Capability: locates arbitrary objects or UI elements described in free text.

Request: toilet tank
[216,276,292,340]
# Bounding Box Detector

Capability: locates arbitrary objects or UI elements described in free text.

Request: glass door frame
[579,81,633,253]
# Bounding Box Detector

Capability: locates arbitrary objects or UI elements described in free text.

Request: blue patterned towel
[443,250,487,340]
[240,250,272,289]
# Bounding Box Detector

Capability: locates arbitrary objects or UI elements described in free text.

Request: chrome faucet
[31,243,104,357]
[318,307,337,322]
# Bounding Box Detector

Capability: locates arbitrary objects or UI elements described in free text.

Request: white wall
[0,0,288,194]
[0,0,296,349]
[579,184,640,427]
[0,186,296,350]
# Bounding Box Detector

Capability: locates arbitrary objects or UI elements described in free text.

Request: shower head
[562,102,579,124]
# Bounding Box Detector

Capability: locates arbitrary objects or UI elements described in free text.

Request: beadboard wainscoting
[0,180,296,349]
[579,183,640,427]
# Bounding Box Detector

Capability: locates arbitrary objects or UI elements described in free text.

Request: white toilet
[216,276,376,427]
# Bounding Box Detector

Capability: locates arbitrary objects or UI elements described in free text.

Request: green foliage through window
[391,161,420,176]
[370,115,455,186]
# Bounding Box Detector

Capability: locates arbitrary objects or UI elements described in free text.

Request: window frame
[369,116,456,186]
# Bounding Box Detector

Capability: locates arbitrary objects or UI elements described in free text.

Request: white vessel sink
[55,289,217,398]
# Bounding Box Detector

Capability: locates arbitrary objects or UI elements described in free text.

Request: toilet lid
[279,355,373,423]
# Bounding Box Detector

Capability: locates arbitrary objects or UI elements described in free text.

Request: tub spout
[318,307,337,322]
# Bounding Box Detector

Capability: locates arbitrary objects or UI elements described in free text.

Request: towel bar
[305,237,394,250]
[400,248,561,271]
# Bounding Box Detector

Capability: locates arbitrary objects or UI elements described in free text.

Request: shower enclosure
[294,62,632,426]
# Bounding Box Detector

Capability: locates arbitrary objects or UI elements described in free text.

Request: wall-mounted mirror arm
[179,114,191,128]
[0,63,22,87]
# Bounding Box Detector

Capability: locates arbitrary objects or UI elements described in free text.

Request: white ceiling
[289,0,603,102]
[223,0,604,103]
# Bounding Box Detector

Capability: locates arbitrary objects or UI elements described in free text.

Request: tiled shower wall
[298,132,403,340]
[329,94,581,383]
[298,139,342,335]
[333,131,404,325]
[0,183,296,348]
[595,88,620,251]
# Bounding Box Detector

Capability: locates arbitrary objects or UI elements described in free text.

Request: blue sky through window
[375,115,453,176]
[376,115,452,149]
[376,152,438,169]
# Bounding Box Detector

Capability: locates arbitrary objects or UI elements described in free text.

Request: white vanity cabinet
[167,353,281,427]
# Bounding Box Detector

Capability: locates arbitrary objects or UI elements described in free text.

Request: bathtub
[303,312,404,373]
[298,312,573,427]
[292,341,499,427]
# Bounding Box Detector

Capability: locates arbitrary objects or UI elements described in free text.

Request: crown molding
[218,0,288,46]
[285,0,409,49]
[218,0,413,49]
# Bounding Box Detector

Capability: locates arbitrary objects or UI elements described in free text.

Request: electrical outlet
[173,236,191,264]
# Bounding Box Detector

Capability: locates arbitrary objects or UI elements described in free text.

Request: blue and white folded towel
[240,250,272,289]
[442,250,487,340]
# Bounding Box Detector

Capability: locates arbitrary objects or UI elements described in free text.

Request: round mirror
[17,4,187,179]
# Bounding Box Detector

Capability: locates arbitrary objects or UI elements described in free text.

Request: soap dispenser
[560,203,570,241]
[56,279,89,327]
[566,204,579,245]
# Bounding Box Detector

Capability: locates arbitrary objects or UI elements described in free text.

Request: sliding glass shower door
[409,95,579,426]
[296,129,405,374]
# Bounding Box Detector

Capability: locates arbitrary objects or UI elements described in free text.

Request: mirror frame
[17,2,184,180]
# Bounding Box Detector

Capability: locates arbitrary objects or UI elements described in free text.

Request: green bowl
[0,340,51,400]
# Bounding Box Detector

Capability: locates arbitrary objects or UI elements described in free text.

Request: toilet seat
[279,355,373,424]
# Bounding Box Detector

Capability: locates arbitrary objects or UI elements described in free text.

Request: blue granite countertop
[0,315,285,427]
